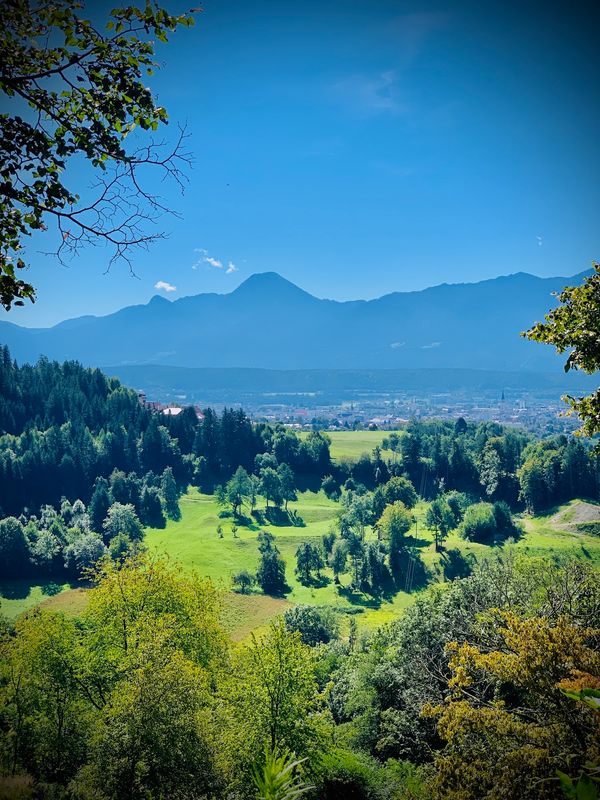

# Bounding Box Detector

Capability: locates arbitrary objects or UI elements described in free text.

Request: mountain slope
[0,270,588,371]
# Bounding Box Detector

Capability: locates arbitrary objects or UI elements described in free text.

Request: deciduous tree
[524,263,600,444]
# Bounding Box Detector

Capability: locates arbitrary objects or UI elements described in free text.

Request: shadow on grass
[492,525,525,546]
[406,535,432,549]
[337,584,382,609]
[295,474,323,494]
[296,573,331,589]
[441,548,475,581]
[0,578,79,601]
[251,508,305,528]
[263,583,292,599]
[392,550,430,592]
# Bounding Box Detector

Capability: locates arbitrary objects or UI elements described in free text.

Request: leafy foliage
[252,747,312,800]
[0,0,195,308]
[524,263,600,442]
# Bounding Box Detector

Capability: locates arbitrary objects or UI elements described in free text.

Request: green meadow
[302,429,398,461]
[4,485,599,639]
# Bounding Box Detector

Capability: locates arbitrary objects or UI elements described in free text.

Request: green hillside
[4,488,598,639]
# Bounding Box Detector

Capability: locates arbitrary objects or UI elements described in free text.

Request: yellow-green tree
[425,612,600,799]
[84,553,227,674]
[216,619,328,795]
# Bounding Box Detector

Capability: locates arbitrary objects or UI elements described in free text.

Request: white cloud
[537,235,543,247]
[421,341,442,349]
[192,248,239,273]
[155,280,176,293]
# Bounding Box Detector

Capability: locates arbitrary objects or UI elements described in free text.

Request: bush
[64,533,107,575]
[231,570,255,594]
[442,548,475,580]
[316,748,387,800]
[493,500,518,538]
[461,502,497,543]
[322,474,340,499]
[575,521,600,536]
[445,491,470,526]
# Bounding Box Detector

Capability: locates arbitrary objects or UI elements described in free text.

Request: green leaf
[557,771,577,799]
[576,774,598,800]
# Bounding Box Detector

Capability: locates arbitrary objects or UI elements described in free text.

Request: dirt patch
[551,501,600,534]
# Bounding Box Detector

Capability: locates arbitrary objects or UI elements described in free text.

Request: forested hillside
[1,349,598,591]
[0,354,599,800]
[1,552,598,799]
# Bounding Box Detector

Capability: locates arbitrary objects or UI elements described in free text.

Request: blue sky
[4,0,600,326]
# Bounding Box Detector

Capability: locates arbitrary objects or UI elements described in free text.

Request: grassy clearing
[220,593,292,641]
[302,429,398,461]
[3,489,599,639]
[38,587,90,616]
[0,579,80,620]
[515,501,600,567]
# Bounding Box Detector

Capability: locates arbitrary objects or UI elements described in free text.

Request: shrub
[322,474,340,499]
[232,570,255,594]
[461,502,497,543]
[315,748,387,800]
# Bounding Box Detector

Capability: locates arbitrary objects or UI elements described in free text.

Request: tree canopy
[524,262,600,443]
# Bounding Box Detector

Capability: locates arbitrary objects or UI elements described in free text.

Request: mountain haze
[0,271,588,371]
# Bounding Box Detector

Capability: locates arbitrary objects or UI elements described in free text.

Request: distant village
[137,387,578,437]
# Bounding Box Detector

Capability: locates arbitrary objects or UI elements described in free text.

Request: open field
[0,579,81,620]
[4,488,599,638]
[302,429,398,461]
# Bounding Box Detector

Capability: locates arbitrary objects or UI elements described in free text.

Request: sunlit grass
[301,429,400,461]
[3,485,599,639]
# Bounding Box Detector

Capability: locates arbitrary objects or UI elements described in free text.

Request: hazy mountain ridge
[0,270,590,371]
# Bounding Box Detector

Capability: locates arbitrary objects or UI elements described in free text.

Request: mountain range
[0,270,589,372]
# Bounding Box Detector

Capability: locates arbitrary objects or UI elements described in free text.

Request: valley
[4,477,598,639]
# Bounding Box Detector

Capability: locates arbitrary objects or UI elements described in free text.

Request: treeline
[0,349,332,516]
[0,351,334,581]
[320,418,599,511]
[0,467,180,581]
[1,553,597,800]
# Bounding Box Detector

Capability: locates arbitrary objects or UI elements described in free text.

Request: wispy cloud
[331,12,448,118]
[192,248,239,275]
[155,280,176,293]
[537,235,543,247]
[332,69,404,116]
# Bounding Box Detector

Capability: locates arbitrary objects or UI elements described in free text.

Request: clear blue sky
[4,0,600,326]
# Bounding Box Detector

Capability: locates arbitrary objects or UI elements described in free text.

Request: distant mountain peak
[231,271,315,301]
[148,294,170,306]
[0,268,590,372]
